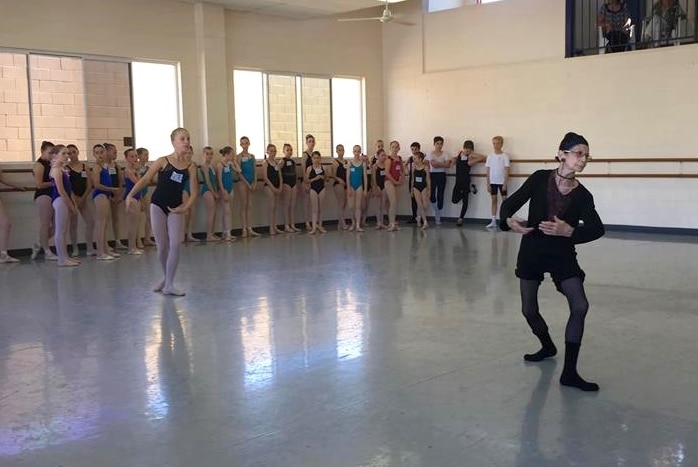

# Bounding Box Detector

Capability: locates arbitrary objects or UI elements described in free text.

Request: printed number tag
[224,167,231,173]
[286,161,294,166]
[380,170,385,176]
[81,171,88,178]
[461,155,468,161]
[314,168,322,175]
[415,176,423,183]
[108,167,117,175]
[170,172,184,184]
[350,167,356,173]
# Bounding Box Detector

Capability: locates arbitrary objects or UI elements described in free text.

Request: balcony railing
[567,0,696,57]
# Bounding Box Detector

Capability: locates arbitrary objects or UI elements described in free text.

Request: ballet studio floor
[0,225,697,467]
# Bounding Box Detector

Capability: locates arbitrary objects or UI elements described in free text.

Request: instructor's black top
[499,169,604,251]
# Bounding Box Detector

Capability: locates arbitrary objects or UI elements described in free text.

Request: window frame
[233,68,366,159]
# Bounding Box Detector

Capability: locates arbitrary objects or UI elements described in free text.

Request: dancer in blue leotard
[182,146,196,242]
[199,146,220,242]
[347,145,368,232]
[123,148,143,255]
[91,144,120,260]
[217,145,239,241]
[237,136,260,237]
[136,148,155,247]
[49,145,79,267]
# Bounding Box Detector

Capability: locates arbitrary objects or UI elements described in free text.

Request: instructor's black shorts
[515,249,585,293]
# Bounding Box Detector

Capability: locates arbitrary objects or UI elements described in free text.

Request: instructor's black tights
[520,277,589,344]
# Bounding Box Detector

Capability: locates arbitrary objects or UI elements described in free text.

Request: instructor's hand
[539,216,574,237]
[506,217,534,234]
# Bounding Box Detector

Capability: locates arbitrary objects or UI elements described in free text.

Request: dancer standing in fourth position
[500,132,604,391]
[126,128,198,296]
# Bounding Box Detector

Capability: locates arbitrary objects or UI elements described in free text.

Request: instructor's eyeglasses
[563,150,591,161]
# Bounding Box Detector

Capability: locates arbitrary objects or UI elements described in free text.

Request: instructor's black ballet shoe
[524,345,557,362]
[560,372,599,392]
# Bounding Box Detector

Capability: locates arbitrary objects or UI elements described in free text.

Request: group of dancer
[2,128,605,391]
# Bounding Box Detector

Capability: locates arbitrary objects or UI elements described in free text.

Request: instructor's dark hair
[558,132,589,151]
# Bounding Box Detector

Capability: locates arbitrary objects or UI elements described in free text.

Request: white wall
[0,0,386,250]
[382,0,698,229]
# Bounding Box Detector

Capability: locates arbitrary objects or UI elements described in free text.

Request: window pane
[233,70,265,157]
[331,78,364,156]
[132,62,180,158]
[301,77,331,158]
[267,74,298,153]
[425,0,464,12]
[85,60,133,156]
[29,55,87,158]
[0,53,32,161]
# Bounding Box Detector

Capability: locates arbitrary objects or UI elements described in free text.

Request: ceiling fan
[338,0,415,26]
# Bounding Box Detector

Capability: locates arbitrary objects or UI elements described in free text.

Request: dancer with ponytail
[126,128,198,296]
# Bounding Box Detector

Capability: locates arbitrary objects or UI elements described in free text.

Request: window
[331,78,364,155]
[300,77,331,157]
[132,61,181,157]
[424,0,503,12]
[0,50,181,162]
[232,70,266,157]
[233,70,365,158]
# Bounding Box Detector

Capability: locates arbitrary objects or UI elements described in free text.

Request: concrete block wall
[267,74,298,151]
[0,52,32,161]
[84,60,133,157]
[29,55,87,152]
[301,77,331,157]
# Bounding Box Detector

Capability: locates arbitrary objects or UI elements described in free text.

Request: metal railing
[567,0,696,56]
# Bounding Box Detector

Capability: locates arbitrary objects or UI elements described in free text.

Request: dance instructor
[500,132,604,391]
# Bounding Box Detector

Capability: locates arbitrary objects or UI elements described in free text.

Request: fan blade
[338,16,382,22]
[393,19,416,26]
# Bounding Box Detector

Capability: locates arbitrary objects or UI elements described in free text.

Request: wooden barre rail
[2,158,697,193]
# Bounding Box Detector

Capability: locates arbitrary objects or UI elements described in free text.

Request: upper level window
[424,0,503,12]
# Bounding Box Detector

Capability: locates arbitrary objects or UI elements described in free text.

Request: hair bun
[558,132,589,151]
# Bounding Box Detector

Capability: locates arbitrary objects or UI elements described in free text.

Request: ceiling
[179,0,408,19]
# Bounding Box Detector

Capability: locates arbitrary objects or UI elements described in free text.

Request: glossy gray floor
[1,226,697,467]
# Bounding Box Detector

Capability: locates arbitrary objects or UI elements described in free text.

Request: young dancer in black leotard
[411,152,431,230]
[280,143,300,233]
[126,128,198,296]
[263,144,283,235]
[32,140,56,261]
[67,144,94,257]
[333,144,348,230]
[500,132,604,392]
[305,151,327,235]
[373,149,388,229]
